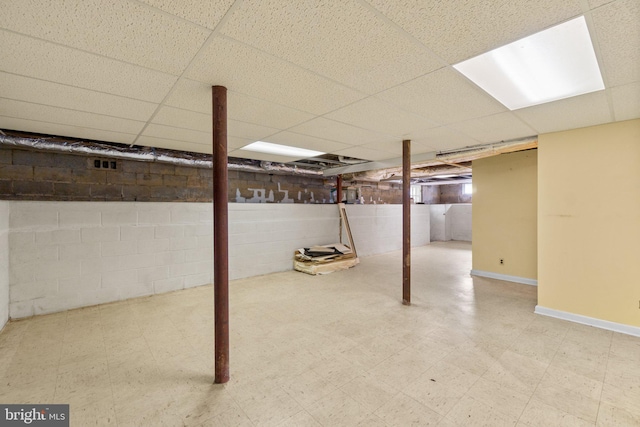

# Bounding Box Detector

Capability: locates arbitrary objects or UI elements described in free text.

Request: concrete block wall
[229,204,339,279]
[0,201,9,331]
[6,202,431,318]
[422,183,472,204]
[449,204,472,241]
[345,205,430,257]
[429,204,472,242]
[0,145,405,205]
[8,201,215,318]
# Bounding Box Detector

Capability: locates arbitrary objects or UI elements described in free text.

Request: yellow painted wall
[538,119,640,327]
[472,150,538,280]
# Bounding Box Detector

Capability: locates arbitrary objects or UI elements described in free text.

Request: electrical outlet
[500,258,504,265]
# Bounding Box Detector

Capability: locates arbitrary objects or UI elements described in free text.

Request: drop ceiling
[0,0,638,167]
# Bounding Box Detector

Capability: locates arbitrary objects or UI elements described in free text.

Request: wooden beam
[436,160,472,170]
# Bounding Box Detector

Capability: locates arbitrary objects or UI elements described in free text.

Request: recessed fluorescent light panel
[241,141,325,158]
[453,16,604,110]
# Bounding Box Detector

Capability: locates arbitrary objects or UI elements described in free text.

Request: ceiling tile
[610,82,640,121]
[287,117,390,146]
[0,30,177,103]
[450,112,537,143]
[228,136,254,150]
[141,123,210,146]
[152,106,210,133]
[332,146,397,161]
[165,80,314,129]
[0,72,157,122]
[514,91,613,133]
[0,0,210,75]
[150,111,280,142]
[228,92,314,130]
[325,97,439,137]
[135,135,211,155]
[222,0,442,93]
[377,67,507,124]
[591,0,640,87]
[185,36,365,115]
[410,126,481,151]
[365,0,584,63]
[228,120,279,141]
[264,132,351,154]
[0,98,145,135]
[137,0,235,30]
[150,109,282,148]
[0,116,136,145]
[0,1,635,162]
[589,0,617,10]
[357,140,436,156]
[163,78,212,114]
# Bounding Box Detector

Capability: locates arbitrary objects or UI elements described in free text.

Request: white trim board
[470,269,537,286]
[535,305,640,338]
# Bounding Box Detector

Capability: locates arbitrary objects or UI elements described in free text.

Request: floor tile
[465,377,529,421]
[375,392,442,426]
[482,349,549,396]
[307,389,372,427]
[518,398,594,427]
[445,395,516,427]
[596,401,640,426]
[339,372,398,413]
[0,242,638,426]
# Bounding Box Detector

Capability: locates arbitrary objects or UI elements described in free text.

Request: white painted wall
[6,202,430,318]
[429,204,472,242]
[228,204,339,279]
[0,201,9,331]
[345,205,430,257]
[429,205,447,242]
[449,204,472,241]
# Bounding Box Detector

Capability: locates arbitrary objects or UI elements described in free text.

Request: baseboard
[470,269,537,286]
[535,305,640,338]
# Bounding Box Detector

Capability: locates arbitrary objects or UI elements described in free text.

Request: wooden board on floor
[293,204,359,275]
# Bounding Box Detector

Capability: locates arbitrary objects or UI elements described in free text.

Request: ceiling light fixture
[241,141,325,158]
[453,16,604,110]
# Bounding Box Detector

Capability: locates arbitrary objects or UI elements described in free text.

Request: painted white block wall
[229,204,339,279]
[345,205,430,257]
[8,202,214,318]
[429,204,472,242]
[7,202,430,318]
[429,205,447,242]
[449,204,472,241]
[0,201,9,331]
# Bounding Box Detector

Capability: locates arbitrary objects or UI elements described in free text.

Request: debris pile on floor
[293,203,359,275]
[294,243,359,275]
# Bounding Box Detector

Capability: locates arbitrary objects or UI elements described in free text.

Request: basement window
[463,183,472,195]
[94,159,117,170]
[410,185,422,203]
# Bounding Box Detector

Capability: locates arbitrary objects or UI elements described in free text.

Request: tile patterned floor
[0,242,639,426]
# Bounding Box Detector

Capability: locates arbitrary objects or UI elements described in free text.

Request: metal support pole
[212,86,229,383]
[337,175,343,241]
[402,139,411,306]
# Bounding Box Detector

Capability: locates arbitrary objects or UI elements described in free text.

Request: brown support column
[212,86,229,383]
[337,174,344,241]
[402,139,411,306]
